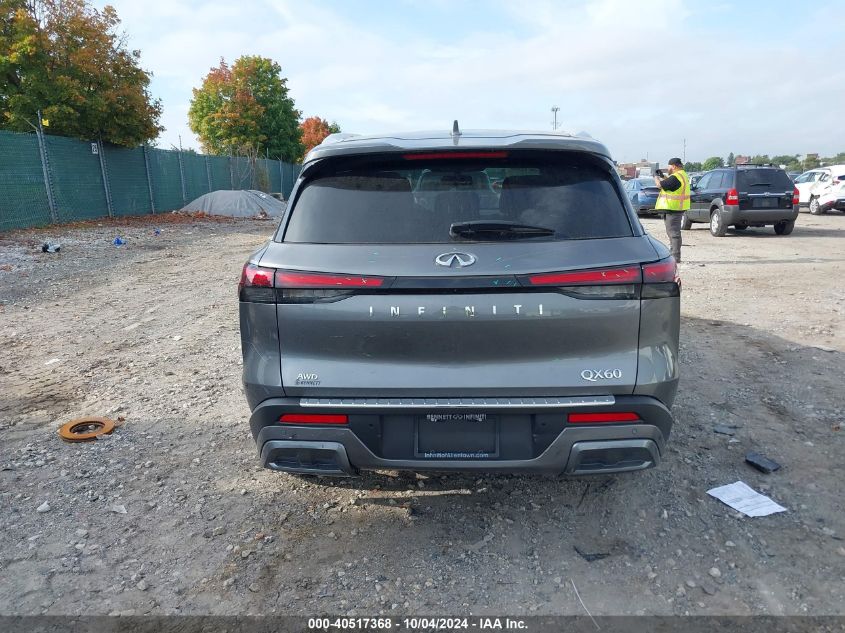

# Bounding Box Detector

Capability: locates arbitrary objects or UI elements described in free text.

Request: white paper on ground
[707,481,787,517]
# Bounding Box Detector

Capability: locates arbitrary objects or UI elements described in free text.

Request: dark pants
[663,212,683,262]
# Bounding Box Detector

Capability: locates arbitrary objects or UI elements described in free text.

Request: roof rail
[734,163,776,168]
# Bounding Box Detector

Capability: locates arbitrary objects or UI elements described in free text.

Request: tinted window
[715,171,733,189]
[636,178,655,187]
[284,156,632,244]
[696,173,713,190]
[737,168,794,190]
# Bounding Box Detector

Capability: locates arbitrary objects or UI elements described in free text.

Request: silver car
[239,127,680,477]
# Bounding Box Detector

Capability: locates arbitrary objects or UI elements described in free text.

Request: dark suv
[682,165,799,236]
[239,128,680,477]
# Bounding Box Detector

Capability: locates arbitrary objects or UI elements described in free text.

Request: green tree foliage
[684,161,702,172]
[702,156,724,171]
[188,55,302,162]
[751,154,771,165]
[726,152,735,167]
[0,0,162,145]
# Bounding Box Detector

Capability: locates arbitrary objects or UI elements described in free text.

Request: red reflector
[726,188,739,205]
[279,414,349,425]
[792,187,799,205]
[402,151,509,161]
[528,267,641,286]
[240,263,274,289]
[642,258,678,283]
[275,271,385,288]
[568,412,640,423]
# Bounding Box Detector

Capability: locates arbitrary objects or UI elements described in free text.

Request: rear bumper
[249,395,673,476]
[722,204,799,225]
[821,198,845,211]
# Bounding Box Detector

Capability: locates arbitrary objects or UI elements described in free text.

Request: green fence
[0,129,302,231]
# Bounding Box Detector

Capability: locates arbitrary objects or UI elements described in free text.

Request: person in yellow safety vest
[654,157,690,263]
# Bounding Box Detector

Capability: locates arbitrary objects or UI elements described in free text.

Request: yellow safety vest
[655,169,690,212]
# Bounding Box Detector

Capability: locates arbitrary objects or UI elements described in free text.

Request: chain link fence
[0,129,302,231]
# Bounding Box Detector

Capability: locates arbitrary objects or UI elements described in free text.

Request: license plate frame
[752,197,779,208]
[415,413,499,459]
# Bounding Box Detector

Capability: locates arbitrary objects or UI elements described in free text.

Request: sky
[94,0,845,164]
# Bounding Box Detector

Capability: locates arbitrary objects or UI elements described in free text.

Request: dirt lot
[0,212,843,617]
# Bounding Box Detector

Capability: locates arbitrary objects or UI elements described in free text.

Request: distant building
[616,163,637,179]
[735,155,751,165]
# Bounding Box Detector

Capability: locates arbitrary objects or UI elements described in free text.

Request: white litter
[707,481,787,517]
[45,358,61,365]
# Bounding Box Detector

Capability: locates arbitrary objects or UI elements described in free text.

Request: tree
[300,116,341,157]
[702,156,724,171]
[726,152,735,167]
[188,55,302,162]
[0,0,162,145]
[751,154,771,165]
[684,161,702,172]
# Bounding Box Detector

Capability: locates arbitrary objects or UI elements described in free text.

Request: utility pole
[551,106,560,131]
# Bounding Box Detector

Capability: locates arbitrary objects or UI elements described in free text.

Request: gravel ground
[0,212,843,617]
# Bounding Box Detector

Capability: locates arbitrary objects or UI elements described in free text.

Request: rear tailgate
[737,168,795,211]
[260,238,659,396]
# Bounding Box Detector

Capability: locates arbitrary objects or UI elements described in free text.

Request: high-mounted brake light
[239,263,274,289]
[568,412,640,423]
[402,151,509,161]
[279,414,349,425]
[275,271,386,288]
[792,187,799,205]
[527,266,641,286]
[726,188,739,205]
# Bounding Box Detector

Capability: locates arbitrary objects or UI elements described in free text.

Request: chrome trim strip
[299,396,616,409]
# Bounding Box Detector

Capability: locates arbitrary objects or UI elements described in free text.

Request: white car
[795,165,845,213]
[816,178,845,214]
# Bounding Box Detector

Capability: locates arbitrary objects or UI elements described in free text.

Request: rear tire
[709,208,727,237]
[774,220,795,235]
[809,196,821,215]
[680,212,692,230]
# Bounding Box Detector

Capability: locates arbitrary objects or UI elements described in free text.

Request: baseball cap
[668,157,683,167]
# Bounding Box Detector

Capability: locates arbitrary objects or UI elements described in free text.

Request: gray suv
[239,127,680,477]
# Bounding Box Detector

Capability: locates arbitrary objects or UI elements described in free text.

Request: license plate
[753,197,778,208]
[416,413,498,458]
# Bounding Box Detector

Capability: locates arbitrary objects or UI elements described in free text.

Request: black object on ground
[573,545,610,562]
[713,424,738,436]
[746,451,781,474]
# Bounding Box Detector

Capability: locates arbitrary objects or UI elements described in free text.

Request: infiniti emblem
[435,252,477,268]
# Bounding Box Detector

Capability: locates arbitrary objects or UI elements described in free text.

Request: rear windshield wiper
[450,221,556,240]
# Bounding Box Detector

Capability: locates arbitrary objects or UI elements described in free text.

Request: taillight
[726,188,739,205]
[792,187,799,205]
[643,258,678,283]
[568,412,640,423]
[526,266,642,286]
[240,263,274,289]
[275,271,386,288]
[641,257,680,299]
[279,414,348,425]
[239,263,276,302]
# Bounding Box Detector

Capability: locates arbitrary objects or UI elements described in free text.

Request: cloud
[98,0,845,162]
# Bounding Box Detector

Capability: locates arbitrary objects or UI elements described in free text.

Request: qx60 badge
[580,368,623,382]
[435,252,476,268]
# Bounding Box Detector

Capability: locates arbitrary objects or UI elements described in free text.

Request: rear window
[283,155,632,244]
[737,168,794,190]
